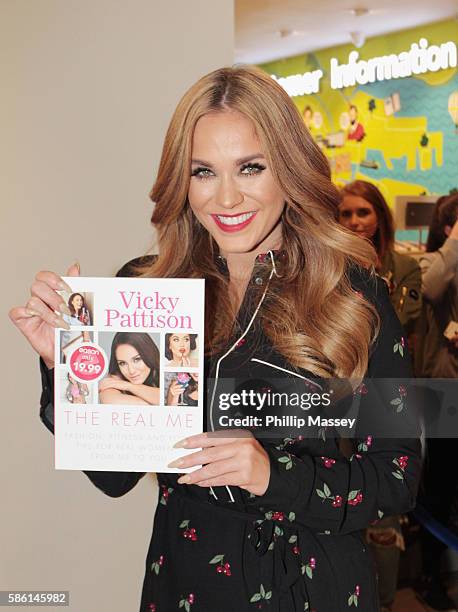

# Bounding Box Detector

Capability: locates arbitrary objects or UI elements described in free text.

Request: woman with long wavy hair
[11,65,421,611]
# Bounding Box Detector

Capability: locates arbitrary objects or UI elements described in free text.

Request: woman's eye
[340,211,351,218]
[240,163,266,176]
[191,167,214,180]
[118,362,126,367]
[134,357,142,363]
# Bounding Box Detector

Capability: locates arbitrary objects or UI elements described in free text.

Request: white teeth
[216,212,255,226]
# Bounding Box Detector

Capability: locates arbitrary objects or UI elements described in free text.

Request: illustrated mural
[260,19,458,209]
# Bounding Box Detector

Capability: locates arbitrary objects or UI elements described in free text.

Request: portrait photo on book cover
[164,371,199,407]
[96,331,161,406]
[164,332,199,368]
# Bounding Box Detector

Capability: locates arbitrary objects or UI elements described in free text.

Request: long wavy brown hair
[134,65,379,380]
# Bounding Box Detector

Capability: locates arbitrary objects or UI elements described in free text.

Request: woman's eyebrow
[191,153,265,167]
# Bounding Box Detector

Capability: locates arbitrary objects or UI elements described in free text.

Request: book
[54,276,205,472]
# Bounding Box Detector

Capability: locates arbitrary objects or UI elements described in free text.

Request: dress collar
[215,249,286,288]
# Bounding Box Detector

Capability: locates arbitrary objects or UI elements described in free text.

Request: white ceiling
[235,0,458,64]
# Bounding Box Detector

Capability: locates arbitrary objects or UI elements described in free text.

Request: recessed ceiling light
[349,8,370,17]
[276,29,304,39]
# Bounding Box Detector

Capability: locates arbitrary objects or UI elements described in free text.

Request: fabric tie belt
[172,487,308,608]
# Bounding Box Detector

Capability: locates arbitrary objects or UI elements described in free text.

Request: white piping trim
[209,250,278,431]
[249,358,323,390]
[208,250,278,504]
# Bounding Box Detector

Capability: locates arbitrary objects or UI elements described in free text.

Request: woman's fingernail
[173,438,188,448]
[58,302,71,315]
[177,475,191,484]
[58,280,73,293]
[25,309,39,317]
[54,316,70,330]
[168,458,185,468]
[74,261,81,274]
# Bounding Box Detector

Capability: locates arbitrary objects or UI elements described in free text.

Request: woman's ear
[444,225,452,237]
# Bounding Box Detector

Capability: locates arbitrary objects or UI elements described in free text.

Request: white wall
[1,1,233,610]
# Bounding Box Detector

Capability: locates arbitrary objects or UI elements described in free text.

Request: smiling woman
[188,112,285,263]
[10,64,422,612]
[98,332,160,406]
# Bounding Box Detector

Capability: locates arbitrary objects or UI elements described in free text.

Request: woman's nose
[216,176,244,209]
[349,215,360,228]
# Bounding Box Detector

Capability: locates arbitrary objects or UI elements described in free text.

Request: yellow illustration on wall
[260,19,458,208]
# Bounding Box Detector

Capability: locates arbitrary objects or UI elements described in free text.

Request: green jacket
[378,250,422,334]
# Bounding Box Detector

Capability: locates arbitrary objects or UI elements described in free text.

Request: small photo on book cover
[165,371,199,407]
[164,332,199,368]
[59,329,94,364]
[58,367,96,405]
[97,331,161,406]
[61,291,94,326]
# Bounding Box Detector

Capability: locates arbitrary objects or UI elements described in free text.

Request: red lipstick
[211,211,257,233]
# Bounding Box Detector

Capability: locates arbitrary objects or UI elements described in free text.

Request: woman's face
[338,195,378,240]
[71,294,84,310]
[188,110,286,257]
[169,334,191,359]
[115,344,151,385]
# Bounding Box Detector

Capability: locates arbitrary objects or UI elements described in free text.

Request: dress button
[254,277,263,286]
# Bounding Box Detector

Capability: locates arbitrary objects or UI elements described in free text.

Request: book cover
[54,276,204,472]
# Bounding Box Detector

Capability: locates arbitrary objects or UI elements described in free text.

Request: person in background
[339,179,423,612]
[339,180,422,336]
[414,193,458,612]
[416,193,458,377]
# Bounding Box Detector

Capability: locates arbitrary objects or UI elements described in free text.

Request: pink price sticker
[69,343,107,382]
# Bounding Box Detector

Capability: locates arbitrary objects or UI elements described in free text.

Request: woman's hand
[169,430,271,496]
[180,355,191,367]
[98,375,131,392]
[167,380,184,405]
[9,264,79,369]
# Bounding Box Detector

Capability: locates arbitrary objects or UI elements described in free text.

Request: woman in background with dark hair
[99,332,160,405]
[339,180,422,612]
[339,180,422,335]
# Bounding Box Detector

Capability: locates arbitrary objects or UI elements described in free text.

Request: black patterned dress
[39,254,421,612]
